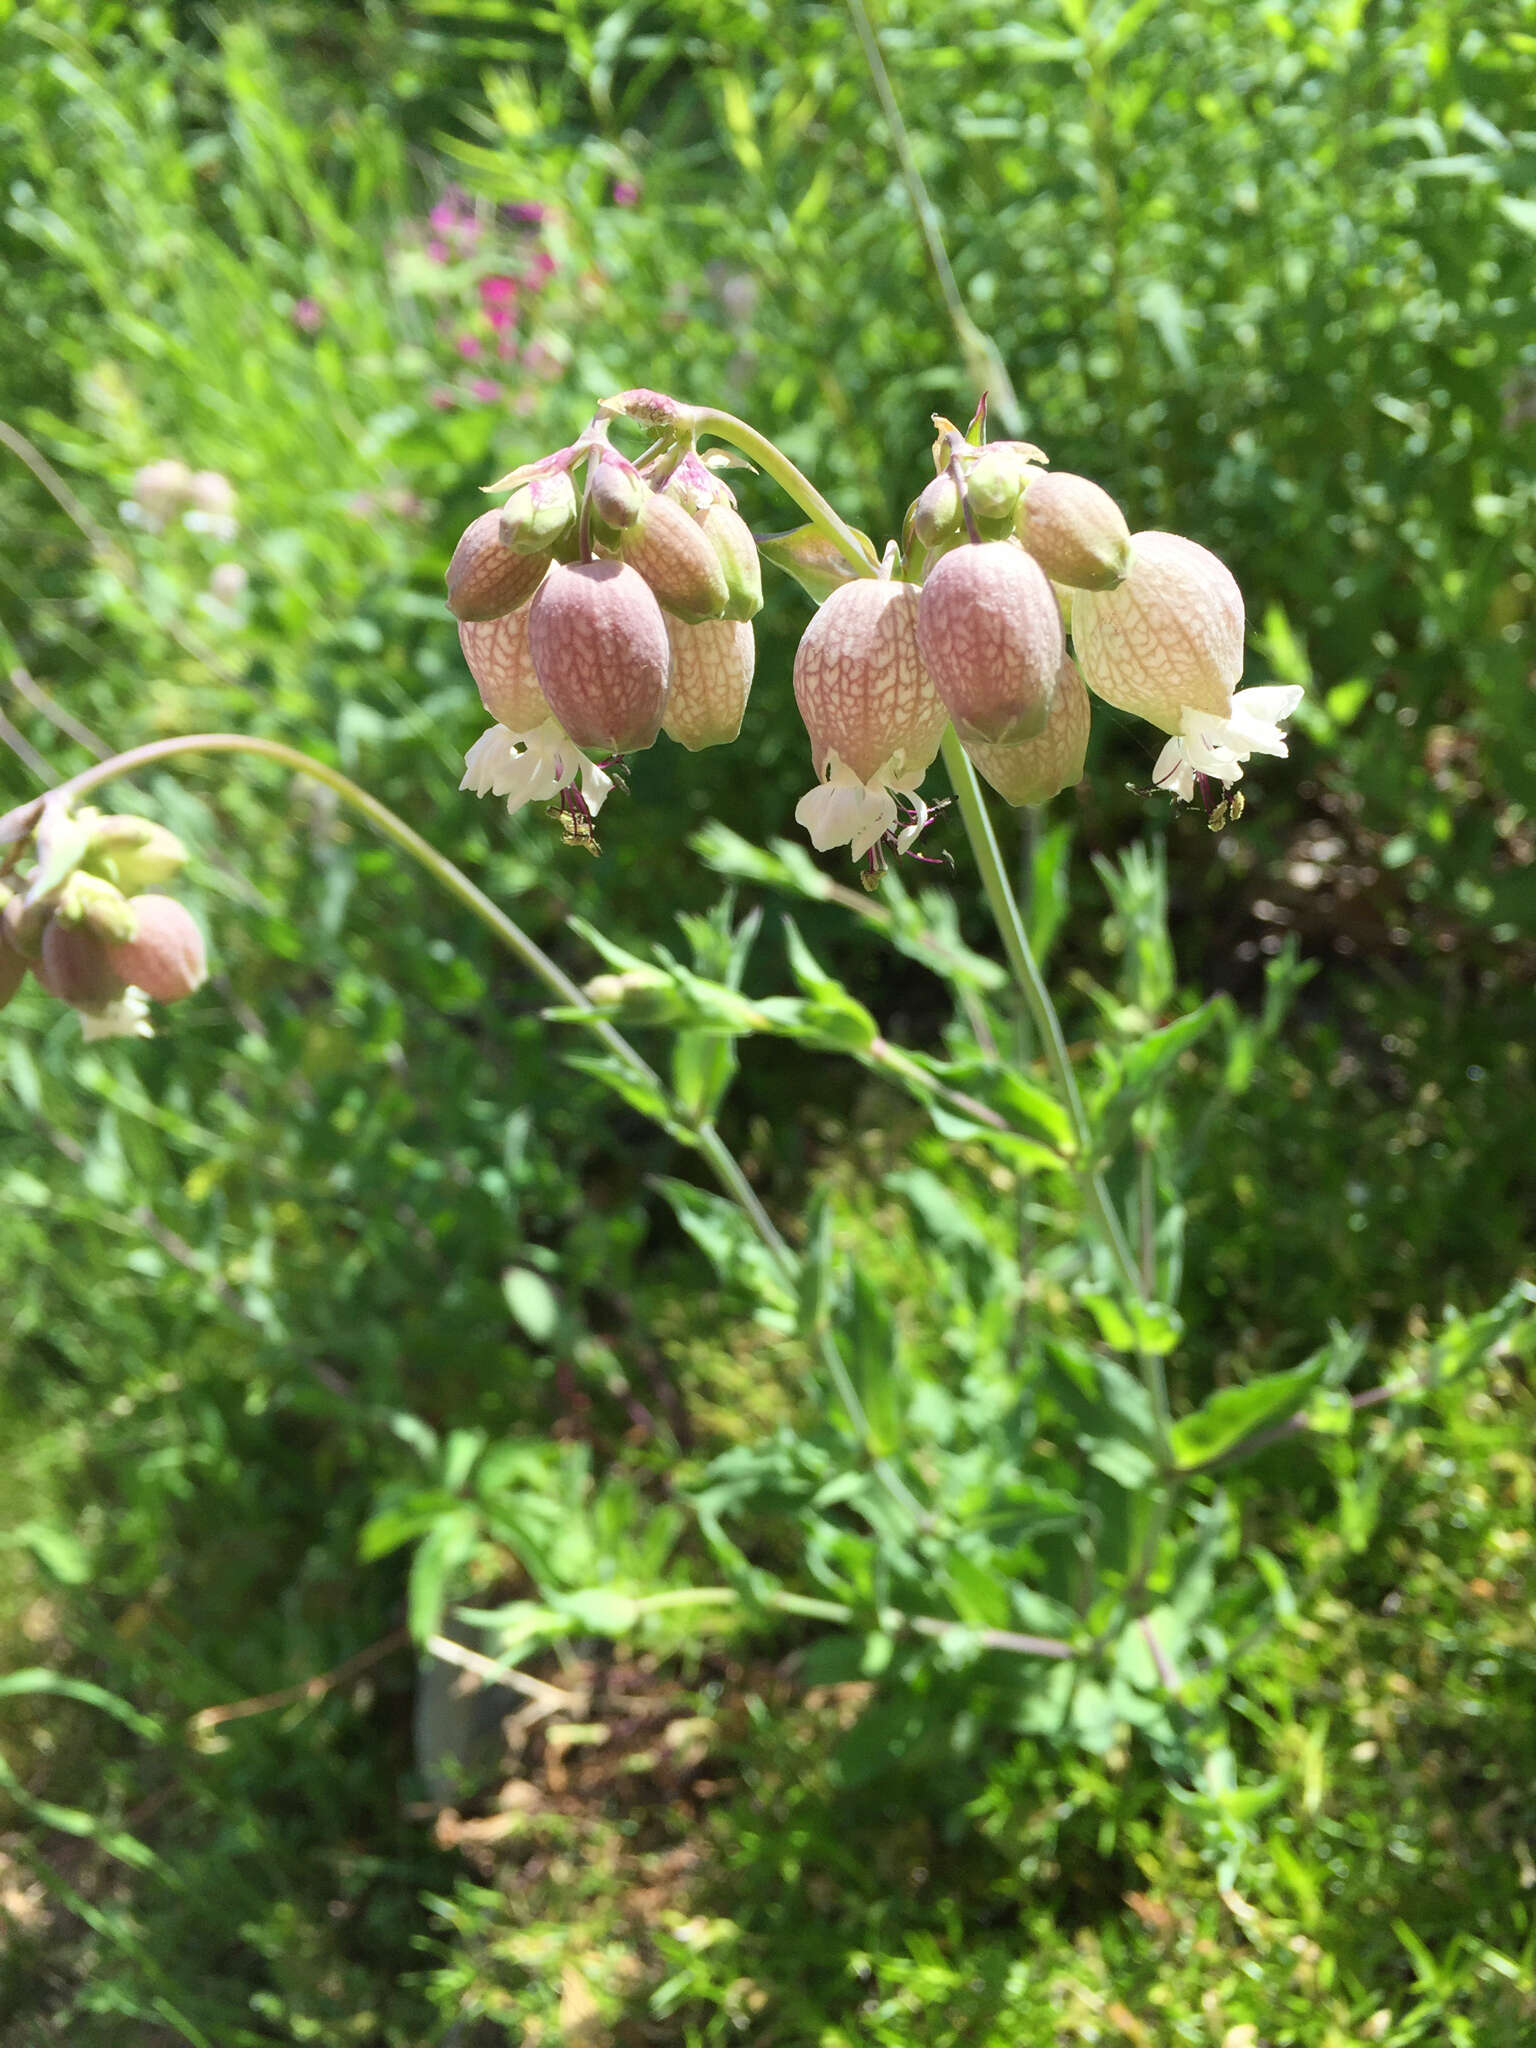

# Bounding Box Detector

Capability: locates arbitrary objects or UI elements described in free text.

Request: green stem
[634,1583,1073,1660]
[843,0,1025,438]
[940,730,1171,1438]
[46,733,650,1079]
[687,406,875,576]
[36,733,930,1502]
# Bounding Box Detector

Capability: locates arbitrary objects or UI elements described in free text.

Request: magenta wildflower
[292,297,323,333]
[456,333,483,360]
[470,377,501,403]
[612,179,639,207]
[480,275,518,309]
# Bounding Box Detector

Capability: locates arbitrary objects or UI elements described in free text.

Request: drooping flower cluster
[0,805,207,1039]
[451,393,1300,874]
[787,414,1301,873]
[448,415,760,847]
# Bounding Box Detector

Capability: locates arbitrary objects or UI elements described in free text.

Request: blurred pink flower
[456,333,483,360]
[612,179,639,207]
[523,251,557,290]
[501,201,546,226]
[430,388,458,411]
[488,308,514,334]
[497,336,519,362]
[292,297,324,333]
[427,237,450,263]
[470,378,501,403]
[480,274,518,309]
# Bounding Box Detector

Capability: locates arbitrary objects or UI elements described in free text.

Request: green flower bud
[83,814,189,892]
[964,449,1029,522]
[64,872,140,945]
[698,503,762,622]
[588,456,647,532]
[499,470,579,555]
[912,474,964,549]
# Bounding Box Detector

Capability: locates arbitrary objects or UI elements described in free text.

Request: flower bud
[83,815,188,892]
[963,654,1090,806]
[912,474,964,549]
[528,560,671,754]
[38,917,127,1009]
[458,611,548,732]
[67,873,139,945]
[793,578,945,786]
[1017,472,1132,592]
[697,503,762,622]
[1,891,39,959]
[104,894,208,1002]
[588,456,647,531]
[499,470,579,554]
[1070,530,1242,731]
[0,909,25,1010]
[916,541,1064,745]
[965,448,1034,523]
[663,617,754,751]
[617,490,729,622]
[446,509,550,621]
[659,451,726,515]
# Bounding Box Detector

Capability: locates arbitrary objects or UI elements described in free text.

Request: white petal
[1181,716,1243,778]
[848,787,898,860]
[461,724,520,797]
[894,794,932,856]
[80,989,155,1041]
[1152,737,1198,802]
[795,779,868,852]
[1230,684,1304,724]
[575,756,615,817]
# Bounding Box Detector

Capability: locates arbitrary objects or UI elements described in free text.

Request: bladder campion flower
[792,577,948,863]
[1070,531,1301,803]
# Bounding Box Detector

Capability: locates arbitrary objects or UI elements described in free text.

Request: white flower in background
[128,458,193,532]
[1151,686,1305,802]
[79,988,154,1041]
[184,470,238,541]
[208,562,249,606]
[461,721,614,817]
